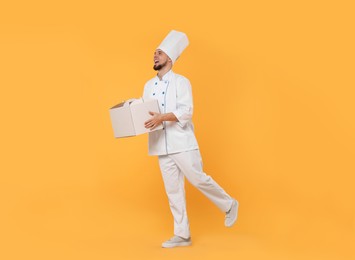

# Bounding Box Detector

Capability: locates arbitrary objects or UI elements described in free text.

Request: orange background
[1,1,354,259]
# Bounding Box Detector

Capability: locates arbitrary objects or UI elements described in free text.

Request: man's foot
[225,199,239,227]
[162,235,192,248]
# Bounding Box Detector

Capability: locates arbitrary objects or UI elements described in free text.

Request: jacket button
[153,93,155,95]
[162,104,164,106]
[155,82,157,85]
[162,92,165,94]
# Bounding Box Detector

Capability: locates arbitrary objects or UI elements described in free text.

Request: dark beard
[153,60,167,71]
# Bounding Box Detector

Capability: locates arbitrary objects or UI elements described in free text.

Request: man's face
[153,49,170,71]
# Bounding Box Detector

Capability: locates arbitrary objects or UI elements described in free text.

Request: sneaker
[225,199,239,227]
[162,236,192,248]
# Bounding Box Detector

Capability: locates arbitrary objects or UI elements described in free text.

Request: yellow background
[1,1,354,259]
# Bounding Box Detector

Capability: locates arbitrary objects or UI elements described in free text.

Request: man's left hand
[145,111,163,130]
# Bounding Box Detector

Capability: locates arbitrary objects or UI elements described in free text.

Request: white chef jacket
[143,70,199,155]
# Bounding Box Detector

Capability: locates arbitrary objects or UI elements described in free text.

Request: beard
[153,60,168,71]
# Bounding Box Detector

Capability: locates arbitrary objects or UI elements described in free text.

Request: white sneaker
[162,236,192,248]
[225,199,239,227]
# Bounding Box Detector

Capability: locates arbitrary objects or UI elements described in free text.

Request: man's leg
[170,150,234,213]
[158,154,190,239]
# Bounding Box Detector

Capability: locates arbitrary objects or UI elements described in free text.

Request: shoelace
[170,236,179,242]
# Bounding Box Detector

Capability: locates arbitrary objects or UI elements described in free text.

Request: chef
[143,30,239,248]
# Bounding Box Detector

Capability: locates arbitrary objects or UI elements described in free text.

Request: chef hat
[157,30,189,64]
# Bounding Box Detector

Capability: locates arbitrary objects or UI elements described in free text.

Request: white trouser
[158,149,233,239]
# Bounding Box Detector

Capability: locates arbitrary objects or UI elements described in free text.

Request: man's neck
[157,65,172,80]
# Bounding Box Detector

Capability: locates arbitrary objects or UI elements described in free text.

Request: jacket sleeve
[172,77,193,128]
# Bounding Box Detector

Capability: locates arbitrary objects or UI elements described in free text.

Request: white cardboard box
[109,98,163,138]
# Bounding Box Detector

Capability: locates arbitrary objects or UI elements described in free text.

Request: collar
[156,69,173,82]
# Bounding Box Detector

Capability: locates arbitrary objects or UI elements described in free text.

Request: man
[143,30,239,248]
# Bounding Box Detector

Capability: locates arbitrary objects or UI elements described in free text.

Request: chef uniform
[143,30,234,239]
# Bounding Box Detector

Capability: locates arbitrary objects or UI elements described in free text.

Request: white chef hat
[157,30,189,64]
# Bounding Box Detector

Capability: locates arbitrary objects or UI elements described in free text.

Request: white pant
[158,149,233,239]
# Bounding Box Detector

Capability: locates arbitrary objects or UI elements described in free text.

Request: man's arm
[144,112,177,130]
[171,77,193,128]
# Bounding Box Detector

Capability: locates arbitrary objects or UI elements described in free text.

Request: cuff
[172,110,189,128]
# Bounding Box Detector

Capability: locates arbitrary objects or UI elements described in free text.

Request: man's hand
[145,111,163,130]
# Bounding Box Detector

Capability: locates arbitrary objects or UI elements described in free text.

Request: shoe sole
[162,241,192,248]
